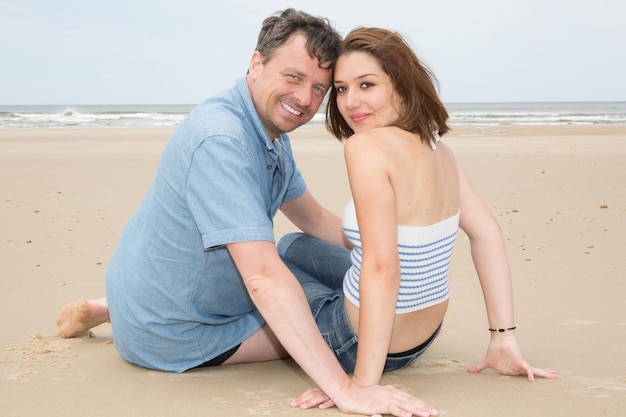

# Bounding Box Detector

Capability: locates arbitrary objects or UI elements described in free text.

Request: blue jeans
[277,233,440,373]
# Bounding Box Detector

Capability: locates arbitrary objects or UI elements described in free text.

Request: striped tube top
[342,199,460,314]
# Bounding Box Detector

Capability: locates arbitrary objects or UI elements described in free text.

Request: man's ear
[248,51,264,80]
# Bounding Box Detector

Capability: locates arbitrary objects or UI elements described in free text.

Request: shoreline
[0,123,625,142]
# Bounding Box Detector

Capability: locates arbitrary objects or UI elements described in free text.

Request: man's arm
[228,240,350,395]
[227,240,438,416]
[280,189,350,248]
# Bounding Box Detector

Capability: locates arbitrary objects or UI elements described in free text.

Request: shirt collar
[235,77,286,154]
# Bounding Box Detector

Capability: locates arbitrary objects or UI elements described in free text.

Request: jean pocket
[321,330,358,373]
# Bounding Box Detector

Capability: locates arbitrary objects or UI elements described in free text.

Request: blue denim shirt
[106,77,307,372]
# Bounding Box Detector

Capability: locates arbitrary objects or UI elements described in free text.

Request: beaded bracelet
[489,326,517,333]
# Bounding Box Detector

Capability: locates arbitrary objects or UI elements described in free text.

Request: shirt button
[267,165,273,170]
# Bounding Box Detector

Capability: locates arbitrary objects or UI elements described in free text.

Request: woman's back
[380,127,460,227]
[343,126,460,353]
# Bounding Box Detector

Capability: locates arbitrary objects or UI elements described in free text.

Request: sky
[1,0,625,105]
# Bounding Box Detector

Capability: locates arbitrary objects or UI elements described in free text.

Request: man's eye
[313,86,327,95]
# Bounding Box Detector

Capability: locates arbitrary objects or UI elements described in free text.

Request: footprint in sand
[566,374,626,399]
[209,389,293,415]
[1,333,82,382]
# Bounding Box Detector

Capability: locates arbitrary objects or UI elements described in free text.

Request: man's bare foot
[56,298,110,338]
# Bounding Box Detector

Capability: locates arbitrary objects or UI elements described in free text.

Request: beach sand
[1,124,625,416]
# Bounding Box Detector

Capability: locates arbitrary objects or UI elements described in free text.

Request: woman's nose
[344,90,359,109]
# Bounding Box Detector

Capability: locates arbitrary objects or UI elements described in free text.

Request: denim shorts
[278,232,440,373]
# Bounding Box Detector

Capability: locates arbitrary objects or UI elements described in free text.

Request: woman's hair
[326,27,450,142]
[256,8,342,69]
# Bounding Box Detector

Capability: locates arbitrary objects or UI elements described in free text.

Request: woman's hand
[468,332,557,381]
[291,383,439,417]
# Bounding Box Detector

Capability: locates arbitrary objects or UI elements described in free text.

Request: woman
[281,27,556,413]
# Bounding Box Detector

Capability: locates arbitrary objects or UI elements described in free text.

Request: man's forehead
[272,33,309,56]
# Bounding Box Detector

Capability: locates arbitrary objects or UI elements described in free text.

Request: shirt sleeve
[186,136,276,249]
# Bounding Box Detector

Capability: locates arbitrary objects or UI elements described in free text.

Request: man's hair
[256,8,342,69]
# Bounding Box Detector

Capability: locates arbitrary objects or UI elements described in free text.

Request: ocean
[1,101,625,129]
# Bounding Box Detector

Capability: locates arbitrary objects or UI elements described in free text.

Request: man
[57,9,438,417]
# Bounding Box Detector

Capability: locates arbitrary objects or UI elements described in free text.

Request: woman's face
[333,51,401,134]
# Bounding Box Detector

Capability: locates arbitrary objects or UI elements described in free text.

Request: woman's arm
[456,160,556,380]
[345,133,400,386]
[457,160,515,331]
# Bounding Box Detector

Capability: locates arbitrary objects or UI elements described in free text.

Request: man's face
[247,33,332,139]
